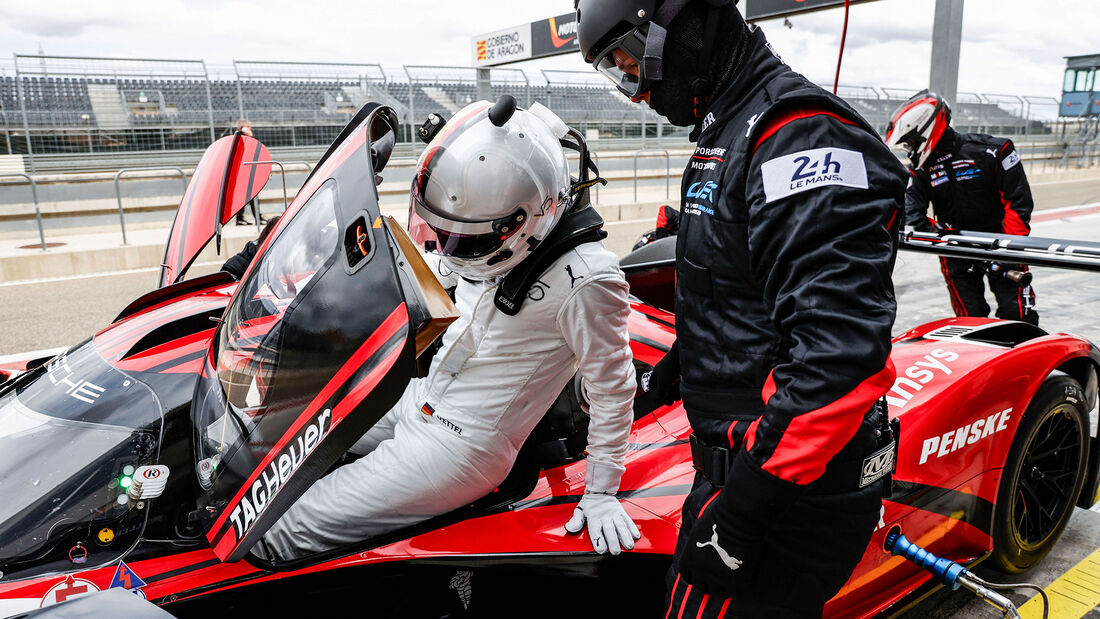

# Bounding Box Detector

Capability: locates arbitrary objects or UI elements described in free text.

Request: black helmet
[576,0,733,102]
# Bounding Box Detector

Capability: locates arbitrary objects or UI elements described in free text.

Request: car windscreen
[196,180,341,484]
[0,341,162,578]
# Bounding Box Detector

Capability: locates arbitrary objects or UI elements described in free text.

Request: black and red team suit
[658,28,908,618]
[905,127,1039,325]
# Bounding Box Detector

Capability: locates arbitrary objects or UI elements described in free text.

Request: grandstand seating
[0,65,1045,152]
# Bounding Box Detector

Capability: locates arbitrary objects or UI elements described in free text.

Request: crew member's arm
[904,168,936,231]
[677,108,905,596]
[558,271,641,555]
[996,140,1033,236]
[220,240,258,281]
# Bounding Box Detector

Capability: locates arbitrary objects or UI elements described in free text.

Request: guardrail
[114,167,188,245]
[0,173,44,250]
[633,149,670,202]
[240,160,298,227]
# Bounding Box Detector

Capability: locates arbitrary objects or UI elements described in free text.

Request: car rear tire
[989,375,1089,573]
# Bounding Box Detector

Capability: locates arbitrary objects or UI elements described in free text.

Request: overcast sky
[0,0,1094,112]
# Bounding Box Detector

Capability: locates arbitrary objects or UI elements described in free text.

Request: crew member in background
[221,216,279,280]
[233,119,266,227]
[888,90,1039,325]
[577,0,905,616]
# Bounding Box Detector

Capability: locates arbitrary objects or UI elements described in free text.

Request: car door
[188,104,457,562]
[160,133,273,287]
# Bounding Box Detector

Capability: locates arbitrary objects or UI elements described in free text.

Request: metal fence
[538,70,684,144]
[4,55,219,170]
[231,60,402,146]
[1,53,1095,172]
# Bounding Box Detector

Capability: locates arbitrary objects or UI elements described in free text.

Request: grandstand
[0,54,1061,169]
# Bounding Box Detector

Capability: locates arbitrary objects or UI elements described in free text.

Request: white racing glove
[565,492,641,555]
[564,461,641,554]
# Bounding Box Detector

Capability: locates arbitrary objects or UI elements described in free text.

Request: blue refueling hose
[883,528,1048,619]
[884,529,967,590]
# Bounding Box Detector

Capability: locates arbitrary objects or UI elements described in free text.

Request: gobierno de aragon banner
[473,13,579,67]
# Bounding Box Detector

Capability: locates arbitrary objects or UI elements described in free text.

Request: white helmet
[410,97,573,280]
[885,90,952,169]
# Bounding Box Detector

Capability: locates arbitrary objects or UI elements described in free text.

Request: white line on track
[0,261,223,288]
[1030,177,1100,187]
[1034,201,1100,214]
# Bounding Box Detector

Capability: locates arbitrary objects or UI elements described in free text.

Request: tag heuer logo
[860,443,895,488]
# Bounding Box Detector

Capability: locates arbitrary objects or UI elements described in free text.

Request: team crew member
[220,216,280,280]
[888,90,1039,325]
[260,100,641,560]
[578,1,906,616]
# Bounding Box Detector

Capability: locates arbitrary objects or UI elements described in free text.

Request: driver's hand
[564,493,641,555]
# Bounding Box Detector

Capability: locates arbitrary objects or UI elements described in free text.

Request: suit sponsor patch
[1002,150,1021,171]
[859,442,895,488]
[760,147,868,203]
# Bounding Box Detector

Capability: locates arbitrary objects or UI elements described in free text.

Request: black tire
[989,375,1090,573]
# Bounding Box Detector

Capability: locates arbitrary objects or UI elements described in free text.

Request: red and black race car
[0,103,1097,618]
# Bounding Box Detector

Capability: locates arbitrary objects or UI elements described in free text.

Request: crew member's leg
[664,477,883,618]
[939,257,990,318]
[665,410,886,617]
[988,266,1038,325]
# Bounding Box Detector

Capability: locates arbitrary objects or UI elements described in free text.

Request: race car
[0,102,1097,618]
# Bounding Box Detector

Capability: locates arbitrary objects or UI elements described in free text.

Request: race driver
[259,98,641,561]
[888,90,1039,325]
[577,1,906,615]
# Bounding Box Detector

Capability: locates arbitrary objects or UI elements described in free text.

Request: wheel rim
[1009,404,1083,551]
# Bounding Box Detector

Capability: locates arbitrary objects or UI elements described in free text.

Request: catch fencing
[0,54,1093,172]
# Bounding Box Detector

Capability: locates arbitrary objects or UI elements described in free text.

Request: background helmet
[886,90,952,168]
[410,98,572,280]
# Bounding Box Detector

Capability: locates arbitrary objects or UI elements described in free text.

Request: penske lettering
[919,407,1012,464]
[885,348,958,408]
[227,408,331,539]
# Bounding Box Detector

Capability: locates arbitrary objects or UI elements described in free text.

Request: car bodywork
[1,103,1098,618]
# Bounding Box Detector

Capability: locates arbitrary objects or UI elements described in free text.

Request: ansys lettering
[885,348,958,408]
[228,408,332,539]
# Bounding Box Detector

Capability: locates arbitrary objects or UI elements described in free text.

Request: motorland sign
[474,13,579,67]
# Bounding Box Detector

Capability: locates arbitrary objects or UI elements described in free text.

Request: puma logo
[985,148,997,158]
[564,265,583,288]
[696,524,742,571]
[745,113,761,138]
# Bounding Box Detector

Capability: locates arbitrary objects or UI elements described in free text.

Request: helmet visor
[590,30,648,98]
[413,194,527,260]
[430,227,509,260]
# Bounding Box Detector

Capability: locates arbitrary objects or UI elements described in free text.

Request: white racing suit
[261,241,636,559]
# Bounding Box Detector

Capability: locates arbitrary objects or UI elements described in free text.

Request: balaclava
[648,2,752,127]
